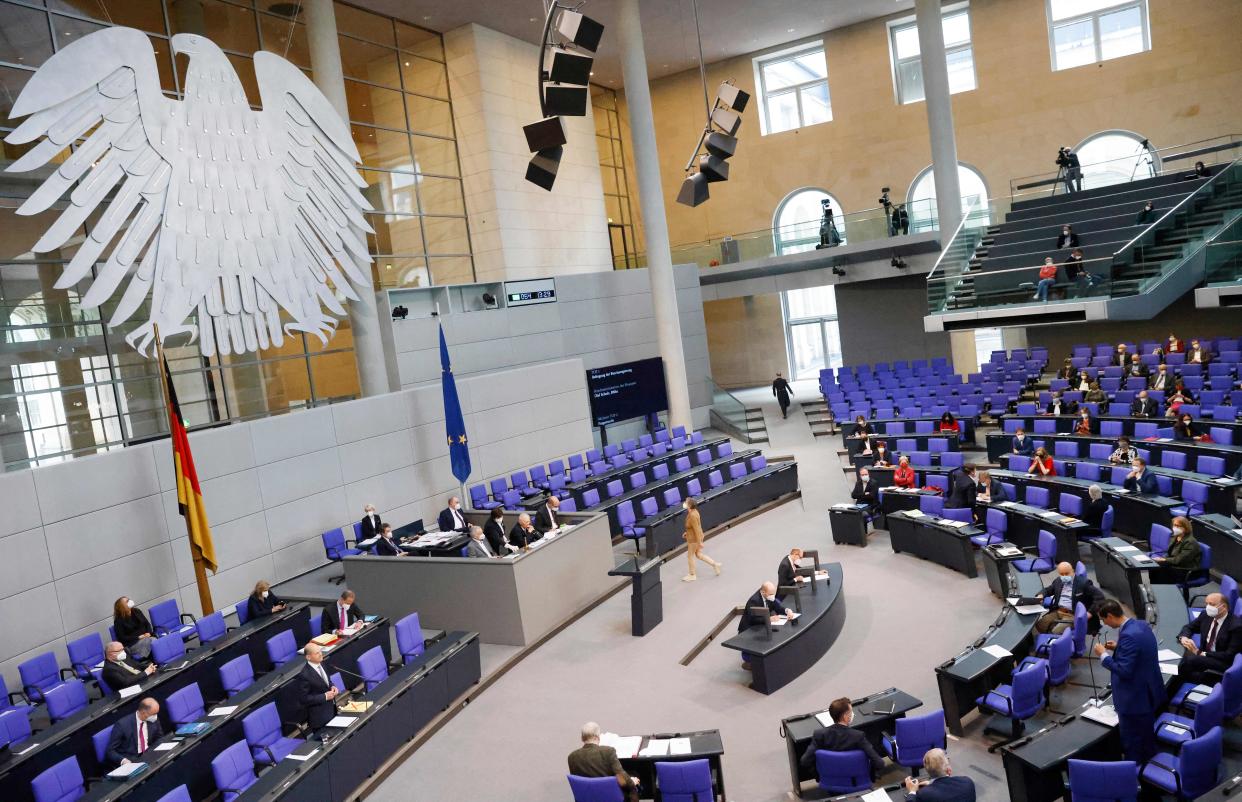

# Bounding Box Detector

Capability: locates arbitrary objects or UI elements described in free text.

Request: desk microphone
[1087,630,1103,704]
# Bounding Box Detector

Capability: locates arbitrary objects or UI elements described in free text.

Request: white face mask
[763,594,775,603]
[127,599,136,609]
[341,603,350,611]
[859,474,869,483]
[1172,527,1185,537]
[261,591,269,599]
[1205,604,1222,618]
[116,650,127,662]
[1059,573,1072,582]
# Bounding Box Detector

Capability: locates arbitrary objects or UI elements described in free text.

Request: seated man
[1045,391,1077,416]
[102,640,156,691]
[374,523,403,556]
[798,697,885,783]
[1122,457,1158,495]
[777,547,804,588]
[1035,562,1102,635]
[1130,390,1158,418]
[105,698,162,767]
[508,512,542,549]
[534,495,562,533]
[464,525,496,558]
[738,582,792,632]
[567,722,639,802]
[851,468,879,512]
[903,748,976,801]
[1011,428,1034,457]
[322,590,366,635]
[437,496,470,534]
[975,471,1007,505]
[1177,592,1242,686]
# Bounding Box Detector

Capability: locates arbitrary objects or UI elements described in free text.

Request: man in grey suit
[464,525,495,558]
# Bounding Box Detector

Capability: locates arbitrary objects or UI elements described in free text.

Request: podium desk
[721,564,845,694]
[609,557,663,636]
[1000,698,1122,802]
[887,510,981,578]
[617,729,726,801]
[1192,513,1242,582]
[982,542,1028,598]
[829,504,869,546]
[991,500,1090,565]
[1089,537,1156,619]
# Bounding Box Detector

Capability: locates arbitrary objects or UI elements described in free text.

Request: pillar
[915,0,962,236]
[615,0,692,430]
[949,331,977,378]
[305,0,392,397]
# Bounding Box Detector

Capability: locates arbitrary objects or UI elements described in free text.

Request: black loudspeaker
[548,50,593,86]
[557,11,605,52]
[716,83,750,113]
[676,171,709,207]
[711,108,741,137]
[705,131,737,160]
[544,85,588,116]
[698,154,729,183]
[523,116,567,153]
[526,146,563,191]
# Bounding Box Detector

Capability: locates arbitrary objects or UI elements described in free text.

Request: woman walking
[682,497,721,581]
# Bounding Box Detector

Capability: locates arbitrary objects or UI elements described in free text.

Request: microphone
[1087,630,1103,705]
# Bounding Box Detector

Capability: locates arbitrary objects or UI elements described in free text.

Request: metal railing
[707,377,759,444]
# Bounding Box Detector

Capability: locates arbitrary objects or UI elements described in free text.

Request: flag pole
[152,324,215,616]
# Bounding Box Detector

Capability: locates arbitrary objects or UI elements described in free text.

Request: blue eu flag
[439,323,471,484]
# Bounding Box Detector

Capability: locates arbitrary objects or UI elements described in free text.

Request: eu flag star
[446,436,454,446]
[458,434,468,445]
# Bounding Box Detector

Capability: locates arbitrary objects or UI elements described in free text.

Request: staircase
[707,378,769,444]
[800,398,835,438]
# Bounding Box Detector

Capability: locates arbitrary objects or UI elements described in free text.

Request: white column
[949,331,977,378]
[615,0,692,430]
[305,0,391,396]
[915,0,962,236]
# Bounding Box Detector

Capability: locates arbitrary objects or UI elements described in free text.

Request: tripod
[1052,165,1067,197]
[1128,139,1156,182]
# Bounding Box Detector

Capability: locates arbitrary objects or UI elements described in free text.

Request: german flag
[162,353,218,574]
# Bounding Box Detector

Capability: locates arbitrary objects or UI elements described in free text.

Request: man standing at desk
[567,722,639,802]
[945,464,976,509]
[1093,599,1164,762]
[297,642,339,735]
[437,496,470,534]
[799,697,885,782]
[903,749,975,801]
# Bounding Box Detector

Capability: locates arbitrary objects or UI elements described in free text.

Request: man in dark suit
[296,643,339,734]
[777,548,804,588]
[1130,390,1158,418]
[534,496,562,533]
[1186,339,1211,365]
[945,464,977,509]
[483,509,513,555]
[772,372,794,419]
[104,698,162,767]
[738,582,791,632]
[903,749,975,801]
[1045,391,1077,416]
[436,496,470,534]
[1035,562,1103,635]
[851,468,878,512]
[799,697,886,781]
[567,722,639,802]
[1113,344,1129,367]
[1126,354,1149,380]
[359,504,382,540]
[1095,599,1165,762]
[321,590,365,635]
[373,524,404,556]
[1080,485,1110,537]
[1177,592,1242,685]
[1011,429,1034,457]
[975,471,1008,505]
[102,640,154,691]
[508,512,541,549]
[1149,364,1171,391]
[1123,458,1159,495]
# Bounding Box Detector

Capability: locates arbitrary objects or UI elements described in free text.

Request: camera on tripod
[815,198,842,249]
[878,187,892,208]
[1055,147,1071,169]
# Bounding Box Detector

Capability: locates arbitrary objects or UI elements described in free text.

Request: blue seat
[1140,726,1221,799]
[815,749,871,794]
[919,494,944,516]
[1155,682,1223,748]
[469,483,501,510]
[167,682,206,725]
[617,500,646,554]
[242,701,305,765]
[567,775,623,802]
[0,673,32,719]
[1171,480,1209,518]
[582,488,601,508]
[881,709,945,775]
[1018,628,1072,687]
[1172,653,1242,713]
[606,479,624,499]
[942,507,972,523]
[19,651,67,705]
[654,758,714,802]
[45,680,88,723]
[30,756,85,802]
[1189,575,1238,621]
[220,655,255,697]
[149,599,197,642]
[266,630,296,668]
[971,507,1007,548]
[155,787,191,802]
[529,464,550,490]
[728,462,747,481]
[195,611,227,644]
[395,612,425,664]
[234,598,252,626]
[0,707,34,747]
[977,662,1045,739]
[322,528,363,579]
[357,645,388,692]
[1197,455,1226,475]
[92,723,114,766]
[151,632,186,665]
[560,498,578,513]
[1067,759,1138,802]
[65,633,105,684]
[1177,543,1212,599]
[1025,486,1050,508]
[1014,530,1057,574]
[663,487,682,508]
[1058,494,1082,516]
[211,739,259,801]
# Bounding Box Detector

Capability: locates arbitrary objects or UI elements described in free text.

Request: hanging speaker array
[676,80,750,207]
[522,5,605,191]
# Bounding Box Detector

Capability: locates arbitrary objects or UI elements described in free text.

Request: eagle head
[171,33,243,103]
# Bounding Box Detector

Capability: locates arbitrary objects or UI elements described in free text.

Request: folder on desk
[106,762,148,780]
[175,722,209,736]
[311,633,341,648]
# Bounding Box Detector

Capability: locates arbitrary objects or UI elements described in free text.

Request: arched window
[773,188,846,255]
[906,163,989,233]
[1073,131,1158,190]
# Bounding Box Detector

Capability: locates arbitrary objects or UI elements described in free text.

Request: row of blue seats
[1071,338,1242,358]
[1002,416,1237,446]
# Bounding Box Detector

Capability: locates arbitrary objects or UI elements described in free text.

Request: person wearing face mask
[1149,363,1171,391]
[508,512,542,550]
[1028,447,1056,477]
[1108,436,1136,465]
[945,463,977,509]
[893,455,917,488]
[1177,592,1242,685]
[851,468,879,513]
[1056,358,1076,381]
[1073,406,1094,436]
[1164,332,1183,353]
[102,640,156,691]
[360,504,382,541]
[1045,390,1077,416]
[1035,562,1103,635]
[975,471,1007,504]
[104,698,162,768]
[1130,390,1158,418]
[851,415,874,455]
[681,497,721,582]
[1055,224,1078,250]
[247,580,287,620]
[1148,516,1202,584]
[799,697,886,782]
[484,507,514,556]
[322,589,366,635]
[1093,599,1164,762]
[1123,458,1158,495]
[1080,485,1110,537]
[374,523,404,556]
[1033,257,1058,302]
[297,642,339,734]
[1186,339,1211,365]
[871,440,892,468]
[1011,427,1034,457]
[1173,414,1200,442]
[1084,381,1106,404]
[112,596,155,661]
[1135,201,1156,226]
[1075,370,1092,393]
[739,582,793,633]
[1126,353,1149,379]
[1113,343,1129,367]
[437,495,471,534]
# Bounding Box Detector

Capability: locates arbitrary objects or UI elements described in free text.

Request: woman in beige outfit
[682,498,721,581]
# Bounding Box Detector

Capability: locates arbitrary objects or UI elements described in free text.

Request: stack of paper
[1039,511,1061,519]
[599,733,643,759]
[943,520,969,529]
[208,706,237,717]
[1157,649,1181,662]
[814,711,834,727]
[905,509,925,518]
[107,762,147,779]
[982,644,1012,659]
[638,739,670,757]
[669,738,692,755]
[1082,704,1119,727]
[325,716,358,728]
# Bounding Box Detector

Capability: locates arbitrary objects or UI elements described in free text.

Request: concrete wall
[704,295,789,389]
[445,24,613,283]
[0,359,593,689]
[836,276,953,367]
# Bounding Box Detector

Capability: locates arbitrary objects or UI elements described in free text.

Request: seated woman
[1148,516,1202,584]
[1084,381,1107,404]
[113,596,155,661]
[851,415,874,454]
[1172,413,1200,442]
[1109,436,1137,465]
[871,439,893,467]
[246,579,287,620]
[1028,447,1056,477]
[1165,383,1195,417]
[892,455,917,488]
[1076,370,1093,393]
[1056,358,1076,381]
[938,411,960,435]
[1073,407,1094,435]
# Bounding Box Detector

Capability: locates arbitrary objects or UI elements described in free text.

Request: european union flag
[439,323,471,484]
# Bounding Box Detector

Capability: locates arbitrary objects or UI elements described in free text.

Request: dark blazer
[1102,617,1165,715]
[1123,470,1159,495]
[296,662,337,730]
[1113,352,1130,367]
[102,657,147,692]
[359,513,382,540]
[871,447,893,466]
[738,591,784,632]
[321,601,365,633]
[777,556,799,589]
[1082,498,1109,530]
[772,378,793,403]
[1062,255,1084,279]
[851,479,878,507]
[977,480,1008,504]
[906,775,977,802]
[113,609,153,649]
[246,592,284,621]
[1149,371,1171,390]
[1011,436,1034,456]
[1042,574,1104,613]
[945,472,976,509]
[483,519,509,555]
[105,713,163,766]
[1046,398,1078,415]
[798,723,885,778]
[534,503,560,533]
[1056,232,1079,249]
[1130,397,1158,417]
[508,522,540,549]
[374,535,400,556]
[1187,347,1211,365]
[1179,612,1242,662]
[567,744,636,801]
[1127,362,1150,378]
[437,507,469,533]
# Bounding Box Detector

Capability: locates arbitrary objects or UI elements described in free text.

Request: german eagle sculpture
[5,28,374,357]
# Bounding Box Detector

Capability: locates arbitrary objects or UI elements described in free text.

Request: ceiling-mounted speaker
[523,116,567,152]
[544,85,588,117]
[548,50,594,85]
[716,83,750,113]
[676,171,710,207]
[557,10,605,52]
[705,131,737,160]
[526,146,563,191]
[698,154,729,183]
[710,107,742,137]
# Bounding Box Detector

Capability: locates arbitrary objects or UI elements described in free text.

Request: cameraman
[1057,147,1082,193]
[893,203,909,236]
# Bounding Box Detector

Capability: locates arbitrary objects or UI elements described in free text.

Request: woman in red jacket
[1028,447,1056,477]
[938,411,960,435]
[893,455,917,488]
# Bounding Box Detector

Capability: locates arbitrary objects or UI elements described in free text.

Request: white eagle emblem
[5,28,375,357]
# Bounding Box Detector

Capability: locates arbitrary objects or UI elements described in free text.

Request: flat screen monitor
[586,358,668,427]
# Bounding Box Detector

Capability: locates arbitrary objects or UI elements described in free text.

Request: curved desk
[722,563,845,695]
[985,430,1242,475]
[886,509,983,578]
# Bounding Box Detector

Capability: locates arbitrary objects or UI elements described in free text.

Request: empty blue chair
[606,479,624,499]
[617,500,646,553]
[977,662,1046,739]
[1157,682,1223,749]
[942,507,972,523]
[568,454,588,475]
[629,471,648,490]
[707,470,724,489]
[530,465,550,490]
[150,599,196,641]
[971,507,1008,548]
[672,425,687,439]
[0,674,32,720]
[30,756,85,802]
[92,723,114,766]
[690,431,704,444]
[651,442,669,457]
[548,473,570,499]
[652,464,670,481]
[19,651,66,704]
[151,632,186,665]
[1140,726,1221,800]
[926,474,948,495]
[654,758,713,802]
[396,612,425,664]
[1197,455,1226,475]
[749,455,767,471]
[567,775,623,802]
[726,462,745,481]
[673,456,691,473]
[1067,759,1139,802]
[814,750,871,794]
[609,454,630,469]
[671,436,686,450]
[195,611,227,644]
[939,452,964,468]
[44,680,88,724]
[510,470,538,496]
[550,458,567,477]
[1147,523,1172,557]
[266,630,297,668]
[1161,451,1188,470]
[65,633,105,683]
[211,739,259,802]
[603,444,620,459]
[155,787,191,802]
[920,494,944,516]
[717,442,733,457]
[358,645,388,692]
[322,528,363,571]
[1076,462,1102,482]
[881,709,946,775]
[1025,486,1050,508]
[489,477,509,500]
[1054,441,1079,459]
[1058,494,1082,516]
[243,702,305,765]
[582,488,601,508]
[220,655,255,697]
[694,448,711,466]
[1172,481,1209,517]
[1014,531,1057,574]
[686,478,702,497]
[1019,628,1073,687]
[560,498,578,513]
[501,489,522,510]
[638,497,658,520]
[0,707,34,747]
[167,682,206,725]
[663,487,682,508]
[469,483,501,510]
[621,438,638,455]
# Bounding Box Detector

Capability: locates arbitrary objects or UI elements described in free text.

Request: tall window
[973,328,1005,370]
[888,4,976,104]
[907,164,990,233]
[754,43,831,135]
[774,189,846,255]
[1073,131,1159,190]
[1048,0,1150,71]
[782,287,843,380]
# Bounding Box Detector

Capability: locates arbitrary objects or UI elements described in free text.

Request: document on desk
[599,733,643,759]
[285,750,320,762]
[981,644,1012,659]
[118,684,142,699]
[1129,554,1156,565]
[1114,544,1140,553]
[1159,662,1179,676]
[1212,477,1235,484]
[1157,649,1181,662]
[815,711,834,727]
[1039,511,1061,519]
[154,742,178,752]
[209,706,237,717]
[903,509,924,518]
[669,738,692,755]
[861,790,892,802]
[831,502,859,510]
[325,716,358,728]
[1081,704,1119,727]
[943,520,969,528]
[107,762,147,778]
[639,739,671,757]
[1011,602,1047,615]
[999,501,1017,508]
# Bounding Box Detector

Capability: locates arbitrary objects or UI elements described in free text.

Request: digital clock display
[503,279,557,307]
[508,289,555,302]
